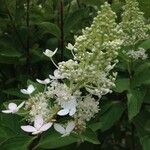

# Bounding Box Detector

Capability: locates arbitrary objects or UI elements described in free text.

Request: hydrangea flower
[57,98,77,116]
[36,78,51,84]
[21,115,53,135]
[43,48,58,58]
[20,84,35,95]
[54,121,75,137]
[2,101,25,114]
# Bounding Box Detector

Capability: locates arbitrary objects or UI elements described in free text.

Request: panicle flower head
[58,2,122,98]
[120,0,149,46]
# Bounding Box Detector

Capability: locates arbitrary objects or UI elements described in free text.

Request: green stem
[26,0,30,74]
[60,0,64,61]
[4,1,26,49]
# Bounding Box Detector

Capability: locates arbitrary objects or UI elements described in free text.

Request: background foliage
[0,0,150,150]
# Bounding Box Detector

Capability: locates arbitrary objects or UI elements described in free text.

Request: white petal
[62,98,77,110]
[2,110,12,113]
[36,79,44,84]
[66,121,75,133]
[53,48,58,55]
[27,84,35,94]
[8,103,17,111]
[20,89,28,94]
[44,78,51,84]
[49,75,56,80]
[69,108,76,116]
[43,48,58,58]
[54,70,64,79]
[40,122,53,132]
[57,109,69,116]
[66,43,74,50]
[32,130,42,135]
[34,115,44,130]
[54,123,66,134]
[17,101,25,109]
[21,125,37,132]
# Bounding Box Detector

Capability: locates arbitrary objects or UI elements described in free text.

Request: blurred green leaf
[114,78,130,93]
[127,88,146,120]
[38,22,61,38]
[37,131,78,149]
[90,101,125,132]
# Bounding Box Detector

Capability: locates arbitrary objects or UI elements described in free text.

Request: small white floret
[2,101,25,114]
[54,121,75,137]
[43,48,58,58]
[21,115,53,135]
[36,78,51,85]
[20,84,35,95]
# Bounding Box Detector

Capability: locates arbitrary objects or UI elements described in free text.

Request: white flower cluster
[2,0,149,136]
[25,93,51,122]
[126,48,148,60]
[58,2,123,98]
[120,0,149,46]
[74,95,99,128]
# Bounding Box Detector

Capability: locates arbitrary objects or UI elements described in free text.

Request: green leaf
[141,135,150,150]
[64,9,89,36]
[27,79,44,94]
[81,0,104,6]
[80,128,100,144]
[132,62,150,87]
[139,39,150,50]
[114,78,130,93]
[90,101,125,131]
[37,131,78,149]
[133,111,150,150]
[0,136,34,150]
[2,88,28,99]
[38,22,61,38]
[127,89,146,120]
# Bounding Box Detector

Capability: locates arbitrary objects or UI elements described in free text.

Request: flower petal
[57,109,69,116]
[2,110,12,113]
[40,122,53,132]
[32,130,42,135]
[27,84,35,94]
[44,78,51,84]
[36,79,44,84]
[66,43,74,50]
[20,89,28,94]
[17,101,25,109]
[66,121,75,134]
[54,123,66,134]
[34,115,44,130]
[69,108,76,116]
[49,75,56,80]
[8,103,17,111]
[21,125,37,132]
[54,70,64,79]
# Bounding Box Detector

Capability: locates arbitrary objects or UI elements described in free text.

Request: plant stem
[26,0,30,74]
[60,0,64,61]
[76,0,80,8]
[108,0,113,4]
[131,124,135,150]
[4,1,26,50]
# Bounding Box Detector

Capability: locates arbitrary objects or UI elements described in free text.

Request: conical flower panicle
[120,0,149,47]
